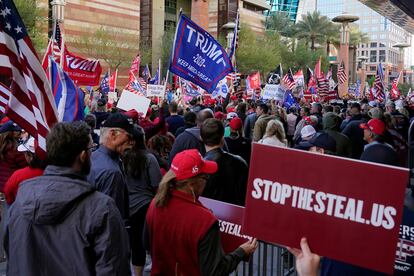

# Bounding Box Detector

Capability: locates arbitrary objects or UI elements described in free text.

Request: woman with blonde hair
[145,149,258,275]
[258,119,288,147]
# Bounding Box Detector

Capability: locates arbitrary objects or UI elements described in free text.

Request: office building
[298,0,412,85]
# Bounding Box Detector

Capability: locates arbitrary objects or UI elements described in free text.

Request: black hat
[308,133,336,152]
[102,113,135,135]
[97,98,106,107]
[0,121,22,133]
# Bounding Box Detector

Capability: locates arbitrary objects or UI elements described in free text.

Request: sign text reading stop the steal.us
[243,143,409,275]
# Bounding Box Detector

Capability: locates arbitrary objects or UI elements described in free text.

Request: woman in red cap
[145,149,258,275]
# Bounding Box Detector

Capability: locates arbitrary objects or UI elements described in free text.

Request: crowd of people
[0,91,413,275]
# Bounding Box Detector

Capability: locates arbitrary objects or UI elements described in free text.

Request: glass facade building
[266,0,300,21]
[298,0,412,81]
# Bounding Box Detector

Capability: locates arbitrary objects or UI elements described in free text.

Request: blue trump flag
[169,13,233,93]
[50,58,85,122]
[100,72,110,94]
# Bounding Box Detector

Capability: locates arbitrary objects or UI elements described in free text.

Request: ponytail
[154,170,176,207]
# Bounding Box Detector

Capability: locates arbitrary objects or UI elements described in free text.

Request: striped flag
[373,63,385,102]
[125,72,146,96]
[50,58,84,122]
[337,61,347,84]
[282,68,295,90]
[130,53,141,75]
[42,20,63,73]
[0,0,58,159]
[138,77,147,90]
[390,71,401,100]
[0,82,11,115]
[109,69,117,92]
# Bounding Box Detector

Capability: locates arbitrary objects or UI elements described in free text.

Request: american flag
[0,0,58,158]
[390,71,401,100]
[282,68,295,90]
[316,75,329,97]
[41,20,63,71]
[374,63,385,102]
[100,72,110,94]
[0,82,11,115]
[125,72,146,96]
[137,77,147,90]
[130,53,140,75]
[337,61,347,84]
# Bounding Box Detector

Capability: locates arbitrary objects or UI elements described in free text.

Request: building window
[370,42,377,48]
[379,50,386,62]
[370,50,377,62]
[165,0,177,14]
[164,20,176,31]
[370,66,376,71]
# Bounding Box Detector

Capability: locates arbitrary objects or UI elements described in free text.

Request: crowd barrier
[231,241,296,276]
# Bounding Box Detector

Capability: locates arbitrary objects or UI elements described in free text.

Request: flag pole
[114,69,118,93]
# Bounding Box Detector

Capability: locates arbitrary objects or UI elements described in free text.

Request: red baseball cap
[360,118,385,135]
[229,117,243,130]
[170,149,218,181]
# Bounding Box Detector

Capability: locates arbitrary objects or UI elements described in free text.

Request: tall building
[266,0,300,21]
[41,0,140,86]
[298,0,412,85]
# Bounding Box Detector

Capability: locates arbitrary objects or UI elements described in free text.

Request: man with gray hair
[88,112,136,221]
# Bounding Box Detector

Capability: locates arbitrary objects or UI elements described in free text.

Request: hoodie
[323,112,353,158]
[5,165,131,276]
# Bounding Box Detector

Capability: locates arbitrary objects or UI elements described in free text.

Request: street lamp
[221,22,236,50]
[51,0,66,23]
[332,13,359,98]
[358,55,368,97]
[393,42,410,84]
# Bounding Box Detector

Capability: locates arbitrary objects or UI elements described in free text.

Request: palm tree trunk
[326,41,330,56]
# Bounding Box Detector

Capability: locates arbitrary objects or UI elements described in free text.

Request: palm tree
[295,11,333,51]
[266,11,295,37]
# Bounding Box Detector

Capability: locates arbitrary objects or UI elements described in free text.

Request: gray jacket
[5,165,131,276]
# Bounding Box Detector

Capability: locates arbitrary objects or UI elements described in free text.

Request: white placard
[146,84,165,97]
[262,84,285,101]
[118,90,151,117]
[107,92,118,104]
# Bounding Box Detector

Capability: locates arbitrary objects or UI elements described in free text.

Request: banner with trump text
[169,13,233,93]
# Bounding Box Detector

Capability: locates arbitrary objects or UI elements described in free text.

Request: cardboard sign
[243,143,408,274]
[199,197,251,253]
[117,90,150,117]
[262,84,285,101]
[146,84,165,97]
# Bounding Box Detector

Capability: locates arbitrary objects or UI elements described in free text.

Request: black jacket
[202,148,248,206]
[5,165,131,276]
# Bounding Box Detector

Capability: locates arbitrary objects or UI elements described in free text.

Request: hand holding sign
[239,238,258,260]
[287,238,320,276]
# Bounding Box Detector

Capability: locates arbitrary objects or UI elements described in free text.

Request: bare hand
[239,238,258,255]
[287,238,320,276]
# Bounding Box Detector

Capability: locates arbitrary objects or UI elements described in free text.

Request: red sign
[62,48,102,86]
[243,143,408,274]
[247,72,261,90]
[199,197,251,254]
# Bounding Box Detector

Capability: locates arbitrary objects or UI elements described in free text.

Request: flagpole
[114,69,118,93]
[60,33,65,67]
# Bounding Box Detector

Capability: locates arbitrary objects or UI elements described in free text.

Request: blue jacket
[88,146,129,219]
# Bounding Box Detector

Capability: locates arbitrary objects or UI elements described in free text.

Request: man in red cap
[359,118,398,165]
